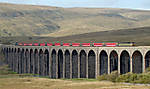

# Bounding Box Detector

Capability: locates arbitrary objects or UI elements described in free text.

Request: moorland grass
[98,68,150,84]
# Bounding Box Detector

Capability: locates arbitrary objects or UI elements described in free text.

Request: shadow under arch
[25,49,30,73]
[39,49,44,76]
[5,48,9,64]
[72,50,78,78]
[10,48,14,70]
[58,49,63,78]
[110,50,118,73]
[30,49,34,74]
[99,50,108,75]
[80,50,87,78]
[34,49,39,74]
[44,49,49,76]
[120,50,130,74]
[12,48,17,72]
[51,49,56,78]
[21,49,25,73]
[88,50,96,78]
[145,51,150,69]
[65,50,70,78]
[17,48,21,74]
[132,50,143,73]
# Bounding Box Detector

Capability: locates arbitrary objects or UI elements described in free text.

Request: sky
[0,0,150,10]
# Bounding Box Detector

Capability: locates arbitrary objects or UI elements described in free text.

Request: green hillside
[1,27,150,46]
[0,3,150,37]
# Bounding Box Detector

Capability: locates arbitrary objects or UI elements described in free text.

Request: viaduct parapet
[1,45,150,79]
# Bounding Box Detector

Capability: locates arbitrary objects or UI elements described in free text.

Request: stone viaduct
[1,45,150,79]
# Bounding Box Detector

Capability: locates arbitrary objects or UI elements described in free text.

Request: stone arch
[99,50,108,75]
[120,50,130,74]
[80,50,87,78]
[132,50,143,73]
[72,50,78,78]
[44,49,49,76]
[65,50,70,78]
[58,49,63,78]
[145,51,150,69]
[34,49,39,74]
[110,50,118,73]
[39,49,44,76]
[30,49,34,74]
[51,49,56,78]
[88,50,96,78]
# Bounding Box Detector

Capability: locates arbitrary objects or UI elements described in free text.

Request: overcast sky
[0,0,150,10]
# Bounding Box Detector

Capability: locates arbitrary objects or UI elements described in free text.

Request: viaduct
[1,45,150,79]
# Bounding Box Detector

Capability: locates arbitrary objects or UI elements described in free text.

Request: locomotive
[15,42,135,47]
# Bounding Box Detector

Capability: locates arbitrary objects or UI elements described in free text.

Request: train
[15,42,135,47]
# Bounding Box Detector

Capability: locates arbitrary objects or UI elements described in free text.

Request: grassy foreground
[0,65,150,89]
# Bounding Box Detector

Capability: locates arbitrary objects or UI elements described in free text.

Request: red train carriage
[71,43,80,46]
[33,43,39,46]
[47,43,53,46]
[93,43,104,47]
[82,43,91,47]
[105,43,118,47]
[28,43,33,46]
[63,43,71,46]
[23,43,28,46]
[55,43,61,46]
[40,43,46,46]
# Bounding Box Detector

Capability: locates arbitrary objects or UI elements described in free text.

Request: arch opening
[99,50,108,75]
[120,50,130,74]
[80,50,87,78]
[72,50,78,78]
[110,51,118,73]
[65,50,70,78]
[17,48,21,74]
[39,49,44,76]
[44,49,49,76]
[145,51,150,69]
[25,49,30,73]
[88,50,96,78]
[51,49,56,78]
[58,49,63,78]
[132,51,143,73]
[21,49,25,73]
[34,49,39,74]
[30,49,34,74]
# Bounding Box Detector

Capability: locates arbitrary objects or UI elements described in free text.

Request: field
[0,66,150,89]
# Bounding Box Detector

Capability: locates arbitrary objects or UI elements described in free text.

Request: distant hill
[1,27,150,46]
[0,3,150,37]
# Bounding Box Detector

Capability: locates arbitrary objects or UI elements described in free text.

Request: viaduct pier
[1,45,150,79]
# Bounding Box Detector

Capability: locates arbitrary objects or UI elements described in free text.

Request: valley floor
[0,65,150,89]
[1,77,150,89]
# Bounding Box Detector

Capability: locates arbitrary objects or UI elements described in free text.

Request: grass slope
[1,27,150,46]
[1,3,150,37]
[0,65,150,89]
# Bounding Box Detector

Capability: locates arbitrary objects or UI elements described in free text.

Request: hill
[0,3,150,37]
[1,27,150,46]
